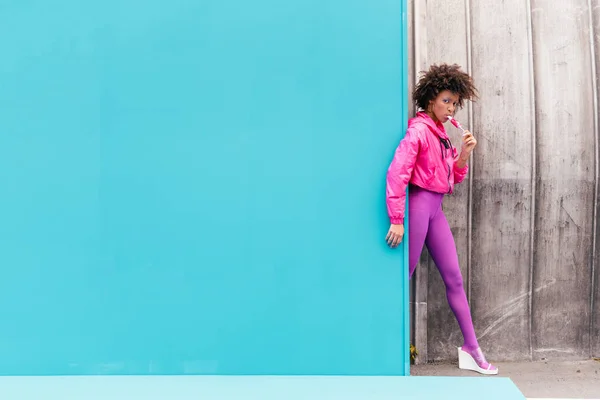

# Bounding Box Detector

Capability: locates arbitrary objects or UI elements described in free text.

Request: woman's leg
[424,205,497,372]
[424,206,478,350]
[407,188,434,279]
[408,207,430,279]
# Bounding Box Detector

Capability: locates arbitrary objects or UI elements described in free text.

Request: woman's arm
[454,153,469,183]
[456,153,470,170]
[385,128,421,248]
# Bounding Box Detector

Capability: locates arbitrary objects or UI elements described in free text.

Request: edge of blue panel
[400,0,410,376]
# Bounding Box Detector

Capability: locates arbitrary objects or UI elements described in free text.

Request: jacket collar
[411,111,449,140]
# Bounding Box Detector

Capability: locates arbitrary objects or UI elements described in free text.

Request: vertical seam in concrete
[400,0,412,373]
[465,0,474,305]
[410,0,428,364]
[526,0,537,361]
[411,0,418,116]
[410,0,418,351]
[587,0,598,359]
[413,0,422,113]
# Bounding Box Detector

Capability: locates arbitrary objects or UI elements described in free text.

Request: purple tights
[408,185,479,351]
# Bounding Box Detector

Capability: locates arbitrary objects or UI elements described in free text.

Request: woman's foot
[457,346,498,375]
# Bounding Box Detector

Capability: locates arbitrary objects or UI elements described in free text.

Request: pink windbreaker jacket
[386,112,469,224]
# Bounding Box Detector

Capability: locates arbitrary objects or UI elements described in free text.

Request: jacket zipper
[446,160,451,193]
[440,140,451,193]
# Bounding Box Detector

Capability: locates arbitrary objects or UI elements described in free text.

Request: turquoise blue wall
[0,0,409,375]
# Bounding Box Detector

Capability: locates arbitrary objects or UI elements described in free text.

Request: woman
[385,63,498,375]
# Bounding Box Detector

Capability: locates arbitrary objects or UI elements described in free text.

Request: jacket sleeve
[386,128,421,225]
[452,147,469,184]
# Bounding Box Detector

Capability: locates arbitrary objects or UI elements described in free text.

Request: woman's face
[427,90,460,123]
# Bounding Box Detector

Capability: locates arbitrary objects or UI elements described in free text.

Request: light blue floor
[0,375,526,399]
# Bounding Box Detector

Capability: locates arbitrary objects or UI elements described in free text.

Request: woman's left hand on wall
[386,224,404,248]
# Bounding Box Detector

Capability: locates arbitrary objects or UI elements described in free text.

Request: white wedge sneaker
[458,347,499,375]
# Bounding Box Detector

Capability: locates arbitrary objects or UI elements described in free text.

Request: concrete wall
[408,0,600,363]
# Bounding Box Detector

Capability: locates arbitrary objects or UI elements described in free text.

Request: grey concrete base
[411,359,600,399]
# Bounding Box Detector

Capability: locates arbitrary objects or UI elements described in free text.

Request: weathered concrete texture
[595,221,600,357]
[471,181,532,361]
[411,360,600,399]
[594,252,600,358]
[410,251,430,364]
[408,0,600,363]
[530,0,596,362]
[469,0,534,363]
[592,0,600,361]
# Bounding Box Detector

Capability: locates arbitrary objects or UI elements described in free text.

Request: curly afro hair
[413,63,478,111]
